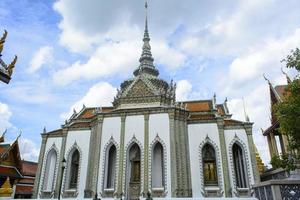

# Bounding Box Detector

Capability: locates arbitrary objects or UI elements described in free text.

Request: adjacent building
[0,133,38,198]
[262,76,291,158]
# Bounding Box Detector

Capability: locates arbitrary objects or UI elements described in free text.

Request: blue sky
[0,0,299,163]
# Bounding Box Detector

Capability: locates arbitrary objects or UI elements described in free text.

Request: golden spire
[254,145,265,174]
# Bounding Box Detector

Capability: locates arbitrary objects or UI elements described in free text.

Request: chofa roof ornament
[0,30,17,84]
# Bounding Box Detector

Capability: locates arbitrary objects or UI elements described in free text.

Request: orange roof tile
[183,101,211,112]
[80,108,95,119]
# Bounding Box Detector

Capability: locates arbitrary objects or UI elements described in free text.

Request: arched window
[232,143,248,188]
[43,149,57,191]
[105,145,117,189]
[152,142,164,188]
[202,144,218,186]
[126,142,142,200]
[68,149,80,189]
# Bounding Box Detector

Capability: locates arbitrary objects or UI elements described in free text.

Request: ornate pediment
[126,79,154,97]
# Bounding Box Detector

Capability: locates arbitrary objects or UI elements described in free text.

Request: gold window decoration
[202,144,218,186]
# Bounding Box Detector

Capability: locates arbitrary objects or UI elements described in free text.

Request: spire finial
[143,0,149,41]
[145,0,148,31]
[133,0,159,77]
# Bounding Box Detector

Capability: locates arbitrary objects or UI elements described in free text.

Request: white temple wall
[124,115,144,145]
[38,137,62,195]
[124,115,145,193]
[224,129,254,189]
[64,130,91,198]
[187,123,224,198]
[97,117,121,191]
[149,113,171,197]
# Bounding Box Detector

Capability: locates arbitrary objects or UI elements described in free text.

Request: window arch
[152,142,164,188]
[43,148,57,191]
[104,144,117,189]
[202,143,218,186]
[67,149,80,189]
[232,143,248,188]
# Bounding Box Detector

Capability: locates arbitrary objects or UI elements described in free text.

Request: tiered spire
[133,0,159,77]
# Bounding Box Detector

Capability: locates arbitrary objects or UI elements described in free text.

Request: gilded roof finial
[0,30,7,56]
[7,55,17,77]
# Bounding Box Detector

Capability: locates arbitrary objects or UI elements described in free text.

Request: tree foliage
[281,47,300,71]
[270,154,297,171]
[272,47,300,170]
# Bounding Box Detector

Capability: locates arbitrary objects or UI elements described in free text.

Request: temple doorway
[126,143,141,200]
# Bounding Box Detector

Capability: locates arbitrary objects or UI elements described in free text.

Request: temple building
[0,132,38,198]
[262,74,291,158]
[33,2,260,199]
[252,74,300,200]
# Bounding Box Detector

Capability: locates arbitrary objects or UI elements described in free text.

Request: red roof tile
[0,165,22,178]
[274,85,287,99]
[15,184,33,195]
[21,161,37,176]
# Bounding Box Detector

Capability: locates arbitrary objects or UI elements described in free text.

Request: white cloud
[0,102,12,133]
[28,46,53,73]
[221,28,300,95]
[4,83,56,104]
[54,41,140,85]
[178,0,300,57]
[152,41,186,70]
[61,82,116,119]
[53,35,187,85]
[176,80,192,101]
[19,138,40,161]
[53,0,232,53]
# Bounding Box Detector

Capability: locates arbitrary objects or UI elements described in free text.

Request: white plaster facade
[188,123,224,197]
[35,108,259,199]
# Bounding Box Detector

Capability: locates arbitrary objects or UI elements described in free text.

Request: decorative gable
[126,79,154,97]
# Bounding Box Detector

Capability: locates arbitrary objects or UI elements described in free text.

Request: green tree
[271,48,300,171]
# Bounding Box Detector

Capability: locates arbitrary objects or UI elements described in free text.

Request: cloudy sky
[0,0,299,163]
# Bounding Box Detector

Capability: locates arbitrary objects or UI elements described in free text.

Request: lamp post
[58,158,66,200]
